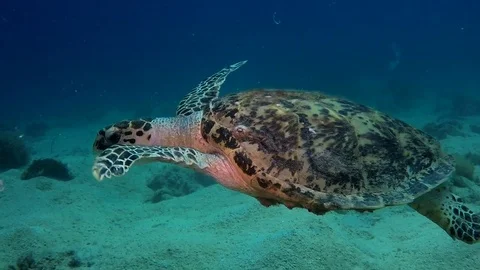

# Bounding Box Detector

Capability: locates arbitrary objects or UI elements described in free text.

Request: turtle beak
[92,131,107,154]
[92,128,110,153]
[92,126,122,154]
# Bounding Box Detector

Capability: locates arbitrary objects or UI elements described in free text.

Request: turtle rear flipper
[92,144,216,181]
[409,185,480,244]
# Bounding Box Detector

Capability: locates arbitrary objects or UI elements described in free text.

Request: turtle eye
[235,125,247,133]
[233,125,249,138]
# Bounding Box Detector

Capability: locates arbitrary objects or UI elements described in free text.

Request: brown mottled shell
[200,89,454,213]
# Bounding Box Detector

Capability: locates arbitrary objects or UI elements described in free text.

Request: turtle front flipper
[176,60,247,116]
[92,144,216,181]
[409,185,480,244]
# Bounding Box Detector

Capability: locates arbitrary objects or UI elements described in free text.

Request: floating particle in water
[272,12,281,25]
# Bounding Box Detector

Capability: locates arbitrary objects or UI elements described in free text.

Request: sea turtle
[92,61,480,244]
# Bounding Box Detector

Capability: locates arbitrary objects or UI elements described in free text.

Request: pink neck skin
[148,113,257,196]
[149,113,211,153]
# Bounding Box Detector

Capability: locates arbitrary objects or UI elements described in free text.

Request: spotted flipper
[410,185,480,244]
[92,144,215,181]
[176,60,247,116]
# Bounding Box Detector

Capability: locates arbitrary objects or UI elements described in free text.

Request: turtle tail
[409,185,480,244]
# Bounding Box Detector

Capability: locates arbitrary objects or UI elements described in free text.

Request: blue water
[1,0,479,269]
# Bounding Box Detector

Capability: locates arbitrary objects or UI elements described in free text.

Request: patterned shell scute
[201,89,448,205]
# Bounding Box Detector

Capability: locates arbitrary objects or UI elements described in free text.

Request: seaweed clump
[0,132,30,171]
[21,158,74,181]
[8,250,90,269]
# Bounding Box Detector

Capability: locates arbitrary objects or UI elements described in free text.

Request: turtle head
[93,115,211,155]
[92,119,155,153]
[92,125,121,153]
